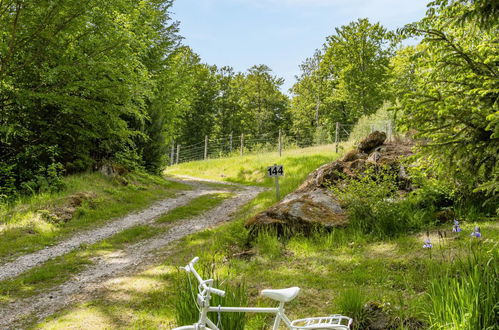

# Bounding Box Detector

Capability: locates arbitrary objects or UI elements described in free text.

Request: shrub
[348,103,394,143]
[173,261,247,329]
[331,168,436,239]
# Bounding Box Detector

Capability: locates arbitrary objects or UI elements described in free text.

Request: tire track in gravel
[0,180,230,282]
[0,182,264,329]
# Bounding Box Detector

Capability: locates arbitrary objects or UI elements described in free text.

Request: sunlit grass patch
[156,192,233,224]
[0,190,236,305]
[165,144,343,187]
[37,305,115,330]
[0,172,189,263]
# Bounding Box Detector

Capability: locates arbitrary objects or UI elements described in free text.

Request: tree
[398,0,498,203]
[321,18,396,124]
[0,0,179,192]
[212,67,246,138]
[240,65,290,137]
[290,50,333,142]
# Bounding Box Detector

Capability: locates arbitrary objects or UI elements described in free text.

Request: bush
[331,168,436,239]
[0,163,17,201]
[173,261,247,329]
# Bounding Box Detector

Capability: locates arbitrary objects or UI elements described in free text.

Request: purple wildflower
[470,226,481,238]
[423,238,433,249]
[452,219,462,233]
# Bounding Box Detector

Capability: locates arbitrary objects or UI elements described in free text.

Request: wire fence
[168,120,395,165]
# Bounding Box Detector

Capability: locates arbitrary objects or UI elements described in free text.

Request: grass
[34,217,499,330]
[427,246,499,330]
[0,192,233,305]
[165,144,342,188]
[0,171,189,263]
[156,192,233,223]
[11,144,499,329]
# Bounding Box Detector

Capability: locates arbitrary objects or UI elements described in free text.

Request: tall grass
[427,248,499,330]
[254,229,283,258]
[337,287,367,329]
[173,262,248,329]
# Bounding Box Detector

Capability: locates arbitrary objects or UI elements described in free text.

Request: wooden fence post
[176,144,180,165]
[229,132,233,153]
[278,129,282,157]
[335,122,340,153]
[204,135,208,160]
[170,140,175,166]
[240,133,244,157]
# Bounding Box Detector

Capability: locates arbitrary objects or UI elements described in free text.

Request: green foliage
[396,0,499,205]
[347,103,394,143]
[290,19,396,142]
[427,246,499,330]
[337,288,367,329]
[322,19,396,122]
[173,262,247,329]
[331,168,436,239]
[0,0,179,194]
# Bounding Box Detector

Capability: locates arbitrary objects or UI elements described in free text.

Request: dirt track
[0,178,264,329]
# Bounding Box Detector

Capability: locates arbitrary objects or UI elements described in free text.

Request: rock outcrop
[245,132,414,235]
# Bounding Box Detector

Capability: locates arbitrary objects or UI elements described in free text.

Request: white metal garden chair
[173,257,353,330]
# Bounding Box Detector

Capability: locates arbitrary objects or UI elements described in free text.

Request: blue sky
[171,0,429,92]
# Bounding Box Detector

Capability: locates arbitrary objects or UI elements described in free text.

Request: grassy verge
[0,192,233,305]
[0,172,190,263]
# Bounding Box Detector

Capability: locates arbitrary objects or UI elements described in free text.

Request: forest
[1,0,497,208]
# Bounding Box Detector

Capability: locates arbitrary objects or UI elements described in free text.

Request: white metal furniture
[173,257,353,330]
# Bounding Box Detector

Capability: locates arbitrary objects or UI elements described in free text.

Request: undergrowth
[331,168,437,239]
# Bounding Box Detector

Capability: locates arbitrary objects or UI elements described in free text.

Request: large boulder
[358,131,386,153]
[246,188,348,235]
[245,132,414,236]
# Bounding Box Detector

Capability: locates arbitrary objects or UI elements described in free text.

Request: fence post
[388,121,393,141]
[240,133,244,157]
[176,144,180,164]
[278,129,282,157]
[335,122,340,153]
[229,132,233,153]
[170,140,175,166]
[204,135,208,160]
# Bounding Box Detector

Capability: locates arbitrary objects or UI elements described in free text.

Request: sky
[171,0,429,93]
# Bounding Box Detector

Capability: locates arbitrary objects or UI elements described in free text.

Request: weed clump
[173,261,247,329]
